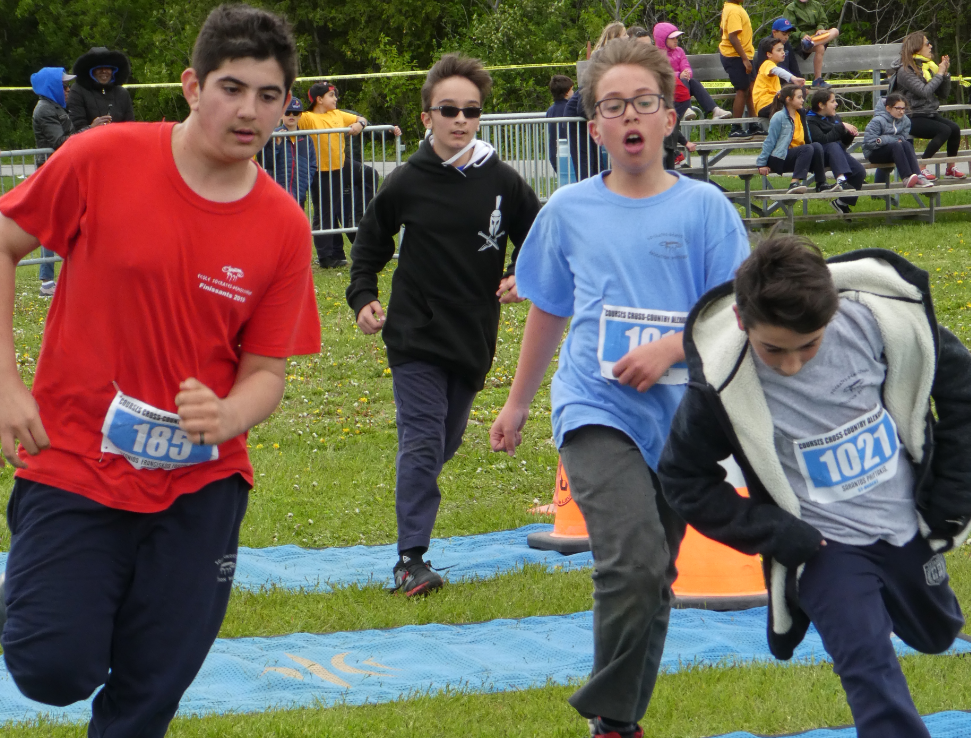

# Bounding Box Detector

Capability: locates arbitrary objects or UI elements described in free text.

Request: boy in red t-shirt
[0,5,320,736]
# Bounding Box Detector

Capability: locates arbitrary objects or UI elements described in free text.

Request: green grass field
[3,215,971,736]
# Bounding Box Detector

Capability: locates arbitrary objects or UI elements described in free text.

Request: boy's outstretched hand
[357,301,385,334]
[497,275,523,304]
[612,332,684,392]
[490,404,530,456]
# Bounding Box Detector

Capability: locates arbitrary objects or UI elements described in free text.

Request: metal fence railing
[478,116,608,202]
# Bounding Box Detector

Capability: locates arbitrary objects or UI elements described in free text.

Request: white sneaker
[39,280,56,297]
[918,176,934,188]
[682,108,697,121]
[711,106,733,119]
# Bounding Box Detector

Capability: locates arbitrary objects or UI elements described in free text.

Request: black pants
[821,142,867,205]
[768,142,826,183]
[391,361,477,553]
[868,140,921,179]
[2,476,249,737]
[309,169,347,264]
[674,78,718,117]
[799,536,963,738]
[909,113,961,159]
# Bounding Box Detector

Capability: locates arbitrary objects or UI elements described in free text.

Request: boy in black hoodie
[346,53,540,596]
[659,236,971,738]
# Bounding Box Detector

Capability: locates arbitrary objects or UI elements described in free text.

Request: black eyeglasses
[891,105,907,111]
[429,105,483,119]
[595,93,665,119]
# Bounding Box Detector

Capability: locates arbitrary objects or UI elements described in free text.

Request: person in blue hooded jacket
[30,66,76,297]
[261,97,317,207]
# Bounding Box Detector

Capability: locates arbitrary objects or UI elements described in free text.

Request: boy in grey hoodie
[862,93,929,188]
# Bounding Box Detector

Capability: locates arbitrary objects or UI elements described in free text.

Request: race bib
[794,405,899,504]
[100,392,219,470]
[597,305,688,384]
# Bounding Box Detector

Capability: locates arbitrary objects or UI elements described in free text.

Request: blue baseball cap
[772,18,795,32]
[285,97,304,114]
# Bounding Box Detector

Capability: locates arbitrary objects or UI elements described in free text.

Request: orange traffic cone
[672,458,767,610]
[526,459,591,554]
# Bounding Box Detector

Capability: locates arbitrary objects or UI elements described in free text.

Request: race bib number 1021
[794,405,900,504]
[100,392,219,470]
[597,305,688,384]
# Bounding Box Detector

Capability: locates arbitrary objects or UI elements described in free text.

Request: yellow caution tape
[0,66,966,92]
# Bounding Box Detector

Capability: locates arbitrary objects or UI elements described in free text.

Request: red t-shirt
[0,122,322,512]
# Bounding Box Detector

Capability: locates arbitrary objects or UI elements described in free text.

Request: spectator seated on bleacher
[753,18,804,83]
[653,22,731,122]
[806,89,865,214]
[893,31,967,180]
[862,93,933,188]
[782,0,839,89]
[753,37,806,119]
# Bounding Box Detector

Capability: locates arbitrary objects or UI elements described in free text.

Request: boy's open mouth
[624,131,644,152]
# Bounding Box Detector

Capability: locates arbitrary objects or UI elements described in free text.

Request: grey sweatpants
[559,424,686,724]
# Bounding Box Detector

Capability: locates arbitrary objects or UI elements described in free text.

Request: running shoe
[918,176,934,187]
[391,557,444,596]
[590,717,644,738]
[816,182,842,193]
[830,198,852,214]
[787,183,808,194]
[905,174,921,188]
[812,78,832,89]
[39,280,56,297]
[919,168,937,181]
[674,152,686,167]
[945,166,967,179]
[711,106,733,119]
[728,125,752,139]
[681,108,697,121]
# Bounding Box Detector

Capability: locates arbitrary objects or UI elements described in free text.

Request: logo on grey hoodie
[478,196,505,251]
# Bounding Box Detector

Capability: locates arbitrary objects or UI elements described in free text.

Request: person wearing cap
[261,96,318,207]
[782,0,839,88]
[67,47,135,132]
[753,18,804,81]
[653,22,732,122]
[29,67,76,297]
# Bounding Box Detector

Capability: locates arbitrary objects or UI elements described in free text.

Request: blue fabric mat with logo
[713,710,971,737]
[0,525,592,594]
[1,607,969,725]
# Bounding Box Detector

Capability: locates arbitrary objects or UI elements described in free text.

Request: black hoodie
[67,47,135,131]
[346,139,540,389]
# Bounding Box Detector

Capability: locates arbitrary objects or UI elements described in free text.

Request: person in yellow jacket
[299,82,404,267]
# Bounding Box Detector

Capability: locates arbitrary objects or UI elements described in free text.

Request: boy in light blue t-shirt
[490,39,749,738]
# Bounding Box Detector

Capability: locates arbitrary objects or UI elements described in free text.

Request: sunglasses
[429,105,483,119]
[285,111,302,116]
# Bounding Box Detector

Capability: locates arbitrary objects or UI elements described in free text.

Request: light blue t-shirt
[515,172,750,469]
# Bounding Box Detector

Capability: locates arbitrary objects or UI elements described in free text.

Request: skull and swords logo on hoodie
[478,196,505,251]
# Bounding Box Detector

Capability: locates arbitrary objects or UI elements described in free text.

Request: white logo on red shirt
[222,266,244,281]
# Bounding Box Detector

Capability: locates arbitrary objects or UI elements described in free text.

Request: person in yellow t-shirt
[718,0,758,138]
[753,38,806,118]
[298,81,368,268]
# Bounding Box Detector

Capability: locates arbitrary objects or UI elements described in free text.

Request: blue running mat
[233,524,591,592]
[1,607,969,724]
[714,710,971,737]
[0,525,592,593]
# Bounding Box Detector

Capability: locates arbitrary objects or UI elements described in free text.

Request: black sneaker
[590,717,644,738]
[392,557,444,597]
[747,124,765,137]
[816,182,841,193]
[830,198,851,214]
[728,125,752,140]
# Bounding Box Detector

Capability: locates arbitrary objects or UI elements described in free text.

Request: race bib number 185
[794,405,900,504]
[101,392,219,470]
[597,305,688,384]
